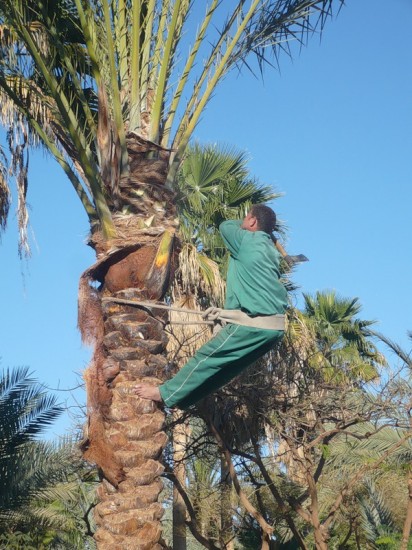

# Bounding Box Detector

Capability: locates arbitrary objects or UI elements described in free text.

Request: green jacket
[219,220,287,316]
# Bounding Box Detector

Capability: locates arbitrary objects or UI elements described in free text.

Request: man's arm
[219,220,245,258]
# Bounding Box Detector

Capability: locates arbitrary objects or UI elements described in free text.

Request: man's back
[220,220,288,316]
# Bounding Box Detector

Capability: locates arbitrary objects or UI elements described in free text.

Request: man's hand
[283,254,295,267]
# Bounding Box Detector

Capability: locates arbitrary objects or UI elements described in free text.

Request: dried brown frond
[0,24,16,47]
[0,145,10,232]
[88,214,167,256]
[82,353,125,487]
[97,84,120,201]
[166,293,213,368]
[0,21,49,53]
[112,132,176,219]
[166,244,225,370]
[7,118,30,257]
[175,243,225,305]
[78,273,104,346]
[0,77,51,134]
[286,306,315,360]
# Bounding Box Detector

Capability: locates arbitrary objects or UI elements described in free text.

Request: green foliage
[0,0,344,244]
[170,142,283,307]
[303,290,386,383]
[177,143,279,254]
[0,366,62,516]
[0,366,97,548]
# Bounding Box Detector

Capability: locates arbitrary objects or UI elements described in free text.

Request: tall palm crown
[0,0,343,249]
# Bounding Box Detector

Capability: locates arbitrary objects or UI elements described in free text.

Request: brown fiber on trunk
[79,218,177,548]
[77,132,178,548]
[81,282,170,548]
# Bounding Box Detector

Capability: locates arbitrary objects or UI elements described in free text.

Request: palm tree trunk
[173,411,188,550]
[77,137,178,549]
[84,287,169,549]
[401,477,412,550]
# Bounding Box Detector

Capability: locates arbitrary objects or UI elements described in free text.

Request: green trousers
[159,323,283,409]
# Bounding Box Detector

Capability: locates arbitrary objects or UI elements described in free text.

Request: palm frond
[0,144,10,234]
[302,291,384,383]
[371,330,412,370]
[175,243,225,305]
[0,0,114,237]
[358,478,396,545]
[0,434,97,548]
[170,0,344,169]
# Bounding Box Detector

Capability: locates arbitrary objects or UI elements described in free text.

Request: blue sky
[1,0,411,438]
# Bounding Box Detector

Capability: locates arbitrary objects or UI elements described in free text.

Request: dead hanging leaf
[78,274,104,346]
[97,84,121,201]
[7,118,30,257]
[0,145,10,231]
[176,243,225,304]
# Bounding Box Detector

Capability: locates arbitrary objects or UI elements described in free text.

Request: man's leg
[141,324,282,409]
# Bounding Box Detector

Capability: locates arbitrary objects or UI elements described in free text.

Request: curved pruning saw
[274,240,309,266]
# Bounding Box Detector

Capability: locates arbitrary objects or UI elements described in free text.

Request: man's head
[241,204,277,234]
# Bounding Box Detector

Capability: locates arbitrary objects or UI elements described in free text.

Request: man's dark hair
[250,204,277,234]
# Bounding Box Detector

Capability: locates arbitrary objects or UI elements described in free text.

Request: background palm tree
[371,331,412,550]
[0,1,344,547]
[0,366,97,548]
[0,366,62,517]
[303,290,385,383]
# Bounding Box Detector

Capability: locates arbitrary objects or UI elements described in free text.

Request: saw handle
[274,239,287,258]
[273,239,294,267]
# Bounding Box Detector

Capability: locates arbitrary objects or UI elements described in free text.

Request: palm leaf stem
[116,0,129,89]
[139,0,156,112]
[161,0,219,148]
[129,0,142,131]
[149,0,169,91]
[173,0,261,169]
[101,0,129,176]
[170,1,246,154]
[149,0,184,143]
[73,0,101,83]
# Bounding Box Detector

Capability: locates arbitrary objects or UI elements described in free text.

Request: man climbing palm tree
[135,204,287,408]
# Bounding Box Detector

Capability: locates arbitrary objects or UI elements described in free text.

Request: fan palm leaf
[303,291,385,383]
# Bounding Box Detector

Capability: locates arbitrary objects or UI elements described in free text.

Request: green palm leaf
[303,291,384,383]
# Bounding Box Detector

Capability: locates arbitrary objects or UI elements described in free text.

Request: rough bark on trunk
[220,455,234,550]
[401,477,412,550]
[76,136,178,549]
[83,287,170,549]
[172,411,188,550]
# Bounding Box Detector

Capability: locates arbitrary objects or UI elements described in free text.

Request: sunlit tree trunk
[173,411,188,550]
[220,455,234,549]
[401,476,412,550]
[78,144,178,549]
[87,288,168,548]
